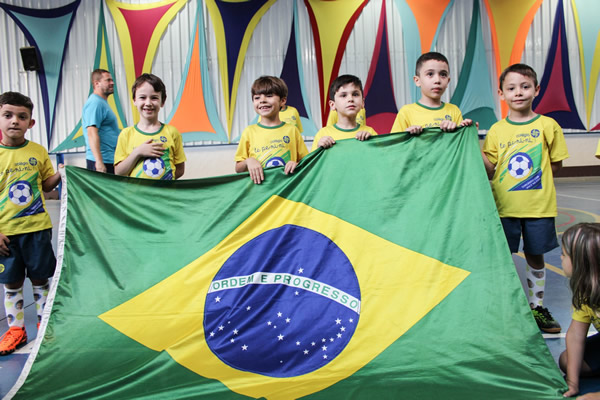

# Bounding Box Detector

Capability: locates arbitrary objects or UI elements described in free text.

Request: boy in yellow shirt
[391,52,472,134]
[115,73,186,180]
[312,75,377,151]
[235,76,308,184]
[482,63,569,333]
[0,92,61,355]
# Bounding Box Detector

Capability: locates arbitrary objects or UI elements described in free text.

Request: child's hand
[563,376,579,397]
[0,233,10,257]
[284,161,298,175]
[318,136,335,149]
[136,139,165,158]
[460,119,476,127]
[355,131,371,141]
[406,125,423,135]
[246,157,264,184]
[440,119,458,131]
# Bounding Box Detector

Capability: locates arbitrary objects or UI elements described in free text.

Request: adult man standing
[82,69,120,173]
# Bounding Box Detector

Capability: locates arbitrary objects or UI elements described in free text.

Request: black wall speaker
[20,47,40,71]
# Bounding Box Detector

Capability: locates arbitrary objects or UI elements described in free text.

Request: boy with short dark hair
[482,63,569,333]
[0,92,61,355]
[235,76,308,184]
[115,73,186,180]
[391,52,473,134]
[312,74,377,151]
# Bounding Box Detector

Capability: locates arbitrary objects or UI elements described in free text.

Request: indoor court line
[516,252,565,277]
[557,193,600,203]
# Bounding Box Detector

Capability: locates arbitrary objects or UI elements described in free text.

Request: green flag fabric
[10,127,567,399]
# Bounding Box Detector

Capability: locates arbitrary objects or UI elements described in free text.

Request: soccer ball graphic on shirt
[265,157,285,168]
[143,157,165,178]
[507,152,533,179]
[8,181,33,206]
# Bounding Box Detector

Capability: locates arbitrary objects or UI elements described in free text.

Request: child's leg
[524,253,546,308]
[0,280,28,355]
[522,218,561,332]
[3,280,26,328]
[21,228,56,328]
[31,279,49,327]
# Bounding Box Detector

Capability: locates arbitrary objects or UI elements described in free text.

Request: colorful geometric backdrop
[0,0,598,151]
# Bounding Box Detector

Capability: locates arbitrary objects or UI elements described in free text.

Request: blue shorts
[0,229,56,284]
[500,217,559,255]
[584,333,600,374]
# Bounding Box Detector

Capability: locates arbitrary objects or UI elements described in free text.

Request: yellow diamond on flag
[99,195,469,399]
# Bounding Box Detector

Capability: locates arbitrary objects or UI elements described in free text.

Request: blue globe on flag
[143,157,165,178]
[204,225,360,378]
[507,153,532,179]
[8,180,33,206]
[265,157,285,168]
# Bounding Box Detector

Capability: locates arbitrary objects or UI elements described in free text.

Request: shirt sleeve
[171,126,187,164]
[234,128,251,162]
[311,128,325,152]
[546,119,569,163]
[82,100,104,129]
[365,126,378,136]
[452,104,464,124]
[113,128,128,165]
[293,108,303,133]
[572,306,593,324]
[294,128,308,160]
[39,150,55,181]
[391,107,409,132]
[482,127,498,165]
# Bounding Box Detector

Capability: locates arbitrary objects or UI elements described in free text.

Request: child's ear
[534,85,540,97]
[497,88,505,101]
[28,119,35,129]
[328,99,335,111]
[413,75,421,87]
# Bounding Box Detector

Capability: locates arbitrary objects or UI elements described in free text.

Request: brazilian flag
[10,127,567,399]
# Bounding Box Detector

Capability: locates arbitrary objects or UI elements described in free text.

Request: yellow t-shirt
[235,122,308,168]
[311,124,378,152]
[114,124,186,180]
[482,115,569,218]
[327,108,366,127]
[0,141,54,235]
[390,102,463,132]
[572,305,600,331]
[259,105,303,133]
[596,139,600,159]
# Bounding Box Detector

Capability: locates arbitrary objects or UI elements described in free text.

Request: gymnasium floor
[0,177,599,398]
